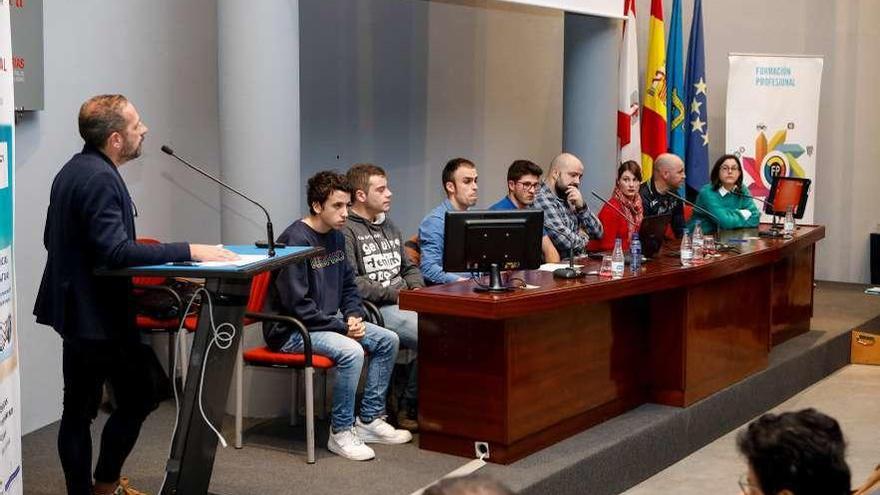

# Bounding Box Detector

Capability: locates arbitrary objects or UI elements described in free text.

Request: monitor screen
[764,176,811,219]
[443,209,544,273]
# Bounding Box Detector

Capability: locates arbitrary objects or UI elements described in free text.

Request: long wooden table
[399,224,824,464]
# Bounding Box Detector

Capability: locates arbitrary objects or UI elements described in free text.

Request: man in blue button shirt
[418,158,478,284]
[489,160,560,263]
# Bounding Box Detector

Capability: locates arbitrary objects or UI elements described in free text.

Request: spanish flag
[641,0,667,180]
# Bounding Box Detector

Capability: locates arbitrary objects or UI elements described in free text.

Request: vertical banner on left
[0,1,21,494]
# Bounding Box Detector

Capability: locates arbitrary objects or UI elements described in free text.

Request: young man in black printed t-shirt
[264,171,411,461]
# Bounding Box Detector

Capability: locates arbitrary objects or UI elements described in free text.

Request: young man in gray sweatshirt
[342,163,425,430]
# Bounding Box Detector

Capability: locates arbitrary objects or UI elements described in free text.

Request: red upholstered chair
[184,272,383,463]
[195,271,333,464]
[664,205,694,239]
[133,238,189,385]
[235,279,386,462]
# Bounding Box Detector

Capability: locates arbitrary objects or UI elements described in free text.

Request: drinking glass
[599,255,613,278]
[703,235,716,256]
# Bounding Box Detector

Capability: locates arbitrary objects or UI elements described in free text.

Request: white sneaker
[355,416,413,445]
[327,427,376,461]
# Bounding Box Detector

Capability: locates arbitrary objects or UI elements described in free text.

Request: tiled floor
[623,364,880,494]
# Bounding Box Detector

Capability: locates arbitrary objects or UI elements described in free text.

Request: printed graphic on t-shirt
[357,234,401,287]
[309,249,345,270]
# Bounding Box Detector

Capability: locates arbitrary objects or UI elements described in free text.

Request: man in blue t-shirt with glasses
[490,160,560,263]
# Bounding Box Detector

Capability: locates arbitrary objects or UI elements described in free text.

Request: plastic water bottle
[783,206,795,238]
[611,238,625,279]
[680,228,693,267]
[692,221,704,264]
[630,233,642,274]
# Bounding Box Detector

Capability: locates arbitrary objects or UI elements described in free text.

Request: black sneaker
[396,401,419,432]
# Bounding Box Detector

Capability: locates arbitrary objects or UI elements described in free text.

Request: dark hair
[617,160,642,182]
[78,94,130,149]
[442,158,475,190]
[306,171,350,215]
[737,408,851,495]
[347,163,386,196]
[710,154,744,189]
[506,160,543,182]
[423,474,513,495]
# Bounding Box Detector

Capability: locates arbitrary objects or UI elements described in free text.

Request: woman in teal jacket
[690,154,760,233]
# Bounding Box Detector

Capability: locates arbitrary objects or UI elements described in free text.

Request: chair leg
[234,346,244,449]
[290,369,301,427]
[177,329,189,383]
[315,369,327,420]
[167,330,176,384]
[304,366,316,464]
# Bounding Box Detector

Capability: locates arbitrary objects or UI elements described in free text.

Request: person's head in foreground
[737,408,850,495]
[424,474,513,495]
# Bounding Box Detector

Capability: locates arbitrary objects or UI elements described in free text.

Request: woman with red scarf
[588,161,644,251]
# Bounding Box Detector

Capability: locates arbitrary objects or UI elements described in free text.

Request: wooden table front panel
[649,265,771,406]
[418,299,647,462]
[770,245,815,345]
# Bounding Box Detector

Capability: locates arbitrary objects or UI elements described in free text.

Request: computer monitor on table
[764,176,811,219]
[443,209,544,293]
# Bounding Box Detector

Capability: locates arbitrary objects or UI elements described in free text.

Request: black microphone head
[160,145,174,155]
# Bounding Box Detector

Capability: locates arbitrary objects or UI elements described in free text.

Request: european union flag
[666,0,685,160]
[684,0,709,201]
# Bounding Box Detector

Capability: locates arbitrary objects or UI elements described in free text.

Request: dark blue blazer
[33,146,191,340]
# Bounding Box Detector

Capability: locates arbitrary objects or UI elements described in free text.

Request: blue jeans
[280,321,399,430]
[378,304,418,402]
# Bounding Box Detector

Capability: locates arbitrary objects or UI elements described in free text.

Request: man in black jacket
[639,153,687,238]
[33,94,236,495]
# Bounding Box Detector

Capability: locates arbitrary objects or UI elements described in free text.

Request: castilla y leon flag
[641,0,667,180]
[617,0,641,164]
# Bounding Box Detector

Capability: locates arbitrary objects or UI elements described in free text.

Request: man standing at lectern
[34,94,237,495]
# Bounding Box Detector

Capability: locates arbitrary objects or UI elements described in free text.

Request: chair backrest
[247,271,273,313]
[683,204,693,222]
[404,233,421,266]
[134,237,166,286]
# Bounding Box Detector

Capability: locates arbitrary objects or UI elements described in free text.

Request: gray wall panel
[15,1,221,433]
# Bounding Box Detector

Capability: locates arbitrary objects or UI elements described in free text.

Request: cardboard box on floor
[852,328,880,365]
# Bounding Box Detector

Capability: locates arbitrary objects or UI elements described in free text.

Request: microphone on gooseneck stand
[665,189,722,227]
[590,190,637,228]
[543,224,587,279]
[161,145,285,257]
[728,185,770,207]
[728,186,781,237]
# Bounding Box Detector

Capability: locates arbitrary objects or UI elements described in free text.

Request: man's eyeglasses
[515,181,539,191]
